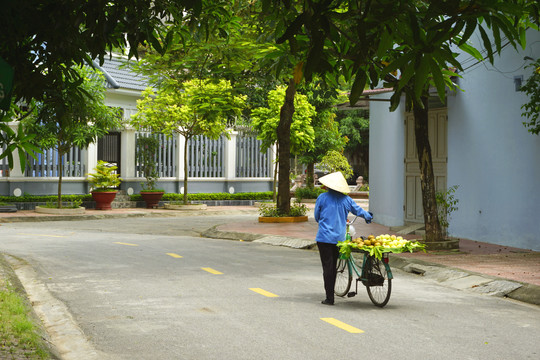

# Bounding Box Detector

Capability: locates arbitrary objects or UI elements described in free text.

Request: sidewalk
[1,204,539,306]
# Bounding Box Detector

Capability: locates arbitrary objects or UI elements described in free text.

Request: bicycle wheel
[364,256,392,307]
[334,258,352,297]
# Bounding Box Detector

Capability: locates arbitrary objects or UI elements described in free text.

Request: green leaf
[389,92,401,112]
[349,70,367,106]
[458,42,483,61]
[376,29,393,58]
[413,56,430,100]
[383,52,414,76]
[478,25,494,63]
[429,58,446,102]
[458,19,477,46]
[519,28,527,49]
[276,13,306,44]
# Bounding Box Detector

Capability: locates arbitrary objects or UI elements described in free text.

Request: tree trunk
[276,79,296,215]
[273,145,278,203]
[183,136,189,205]
[412,96,443,242]
[57,155,63,209]
[306,162,315,188]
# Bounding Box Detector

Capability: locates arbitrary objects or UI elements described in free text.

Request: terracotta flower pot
[140,191,164,209]
[91,191,118,210]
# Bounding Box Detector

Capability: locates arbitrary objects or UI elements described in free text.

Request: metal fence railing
[187,135,225,178]
[236,134,270,178]
[135,132,177,178]
[25,146,85,177]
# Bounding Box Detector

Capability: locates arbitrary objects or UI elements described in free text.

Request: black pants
[317,242,339,302]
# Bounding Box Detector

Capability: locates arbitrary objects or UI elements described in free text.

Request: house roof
[93,56,150,91]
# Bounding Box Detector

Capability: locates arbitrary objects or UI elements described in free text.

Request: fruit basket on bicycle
[337,234,426,261]
[334,217,426,307]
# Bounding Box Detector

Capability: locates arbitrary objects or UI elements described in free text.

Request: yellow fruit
[374,242,381,246]
[364,240,371,246]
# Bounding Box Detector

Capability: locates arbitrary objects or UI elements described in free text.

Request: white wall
[369,95,406,226]
[447,30,540,250]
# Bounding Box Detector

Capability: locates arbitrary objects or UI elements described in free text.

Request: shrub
[131,191,274,202]
[0,194,92,203]
[258,199,308,217]
[294,186,326,200]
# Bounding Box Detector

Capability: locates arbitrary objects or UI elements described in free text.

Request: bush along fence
[0,192,275,210]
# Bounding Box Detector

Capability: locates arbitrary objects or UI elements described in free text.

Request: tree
[298,80,347,187]
[23,65,121,208]
[0,0,204,163]
[132,0,278,123]
[251,85,316,205]
[521,58,540,135]
[264,0,538,242]
[131,78,246,204]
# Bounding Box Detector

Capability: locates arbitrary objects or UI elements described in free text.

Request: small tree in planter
[131,78,245,205]
[137,134,165,208]
[88,160,122,210]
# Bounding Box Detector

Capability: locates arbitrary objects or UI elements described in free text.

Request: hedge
[0,192,274,203]
[0,194,93,203]
[131,191,274,202]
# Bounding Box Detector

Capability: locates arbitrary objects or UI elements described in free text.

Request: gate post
[225,131,237,180]
[121,128,136,178]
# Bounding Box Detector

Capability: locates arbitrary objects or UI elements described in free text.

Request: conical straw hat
[319,172,350,194]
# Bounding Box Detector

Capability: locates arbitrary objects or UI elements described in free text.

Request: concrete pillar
[224,131,237,180]
[86,143,98,177]
[121,128,136,177]
[177,133,185,179]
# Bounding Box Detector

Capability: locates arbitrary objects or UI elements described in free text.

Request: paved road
[1,216,539,360]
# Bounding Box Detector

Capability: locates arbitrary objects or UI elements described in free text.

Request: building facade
[369,30,540,251]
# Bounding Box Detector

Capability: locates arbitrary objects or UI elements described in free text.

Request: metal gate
[98,132,121,174]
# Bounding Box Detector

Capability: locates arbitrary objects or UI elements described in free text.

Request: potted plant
[88,160,122,210]
[137,135,165,208]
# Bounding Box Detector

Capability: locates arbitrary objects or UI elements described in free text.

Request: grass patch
[0,279,53,359]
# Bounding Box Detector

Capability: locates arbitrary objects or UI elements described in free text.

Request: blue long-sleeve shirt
[314,189,369,244]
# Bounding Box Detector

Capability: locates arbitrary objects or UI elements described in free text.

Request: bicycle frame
[346,250,393,291]
[336,216,394,307]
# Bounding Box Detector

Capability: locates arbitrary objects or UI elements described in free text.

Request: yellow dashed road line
[320,318,364,333]
[201,267,223,275]
[113,242,139,246]
[17,233,67,238]
[249,288,279,297]
[166,253,183,258]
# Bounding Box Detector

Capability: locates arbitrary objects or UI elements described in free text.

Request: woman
[314,172,372,305]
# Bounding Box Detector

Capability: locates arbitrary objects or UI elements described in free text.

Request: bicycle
[335,216,393,307]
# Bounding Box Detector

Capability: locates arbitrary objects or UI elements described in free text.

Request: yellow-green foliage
[251,86,316,154]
